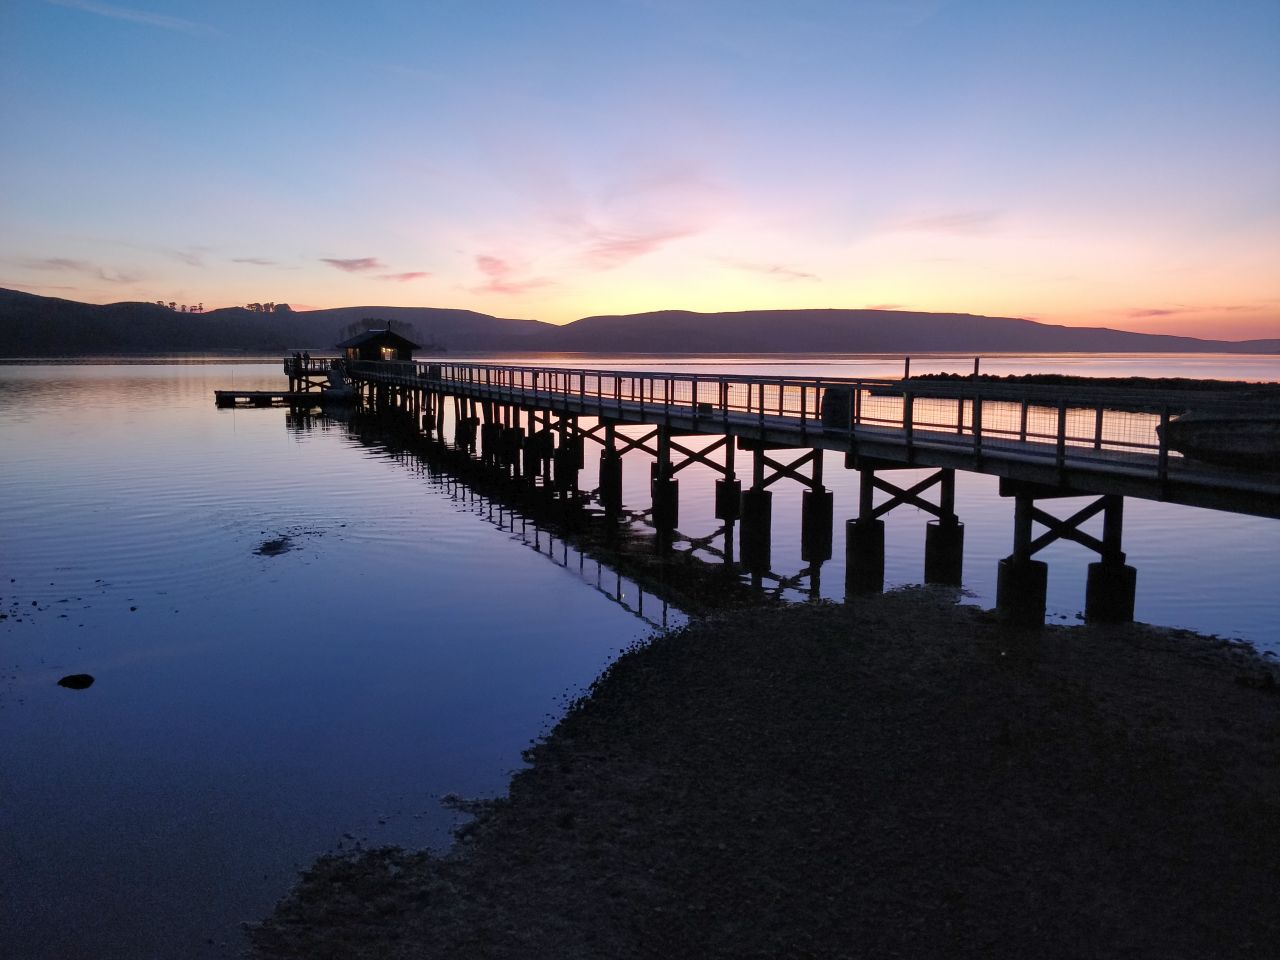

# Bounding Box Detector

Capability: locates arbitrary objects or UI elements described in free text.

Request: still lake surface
[2,354,1278,958]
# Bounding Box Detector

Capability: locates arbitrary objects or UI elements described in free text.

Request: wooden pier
[223,356,1280,626]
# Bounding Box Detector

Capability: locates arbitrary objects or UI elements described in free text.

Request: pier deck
[346,359,1280,520]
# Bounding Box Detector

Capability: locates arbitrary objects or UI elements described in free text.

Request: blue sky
[2,0,1277,337]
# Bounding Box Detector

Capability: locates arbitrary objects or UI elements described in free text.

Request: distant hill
[0,289,544,356]
[0,289,1275,357]
[539,309,1280,355]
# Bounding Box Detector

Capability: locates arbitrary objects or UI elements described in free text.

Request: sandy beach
[248,590,1280,959]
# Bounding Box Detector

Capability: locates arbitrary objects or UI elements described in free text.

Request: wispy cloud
[1125,307,1187,319]
[473,256,553,295]
[719,258,819,282]
[1123,304,1264,320]
[866,303,907,311]
[320,257,384,273]
[895,210,1001,235]
[558,167,726,271]
[377,271,430,282]
[25,257,92,272]
[580,225,699,270]
[2,280,82,293]
[43,0,220,36]
[232,257,277,266]
[163,246,206,267]
[20,257,140,283]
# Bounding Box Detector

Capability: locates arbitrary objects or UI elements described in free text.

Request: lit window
[380,346,396,361]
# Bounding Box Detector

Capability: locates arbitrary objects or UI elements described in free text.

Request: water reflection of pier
[270,359,1280,628]
[285,409,799,627]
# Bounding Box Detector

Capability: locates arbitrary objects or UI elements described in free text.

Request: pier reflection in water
[290,406,789,620]
[327,355,1280,642]
[291,410,687,630]
[290,353,1280,651]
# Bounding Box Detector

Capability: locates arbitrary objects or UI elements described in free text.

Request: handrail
[340,358,1280,492]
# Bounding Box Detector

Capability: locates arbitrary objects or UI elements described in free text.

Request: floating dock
[214,390,322,408]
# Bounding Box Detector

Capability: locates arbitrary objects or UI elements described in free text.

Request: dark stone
[57,674,94,690]
[255,537,292,556]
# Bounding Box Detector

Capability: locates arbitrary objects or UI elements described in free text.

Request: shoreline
[248,590,1280,959]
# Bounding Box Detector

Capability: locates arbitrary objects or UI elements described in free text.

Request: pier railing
[341,358,1280,518]
[349,359,1266,460]
[283,356,338,376]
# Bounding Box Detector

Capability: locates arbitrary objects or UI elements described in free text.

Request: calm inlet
[2,356,1278,959]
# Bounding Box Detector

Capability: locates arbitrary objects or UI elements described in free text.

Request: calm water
[2,355,1278,959]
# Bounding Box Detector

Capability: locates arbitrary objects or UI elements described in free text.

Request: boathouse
[336,329,419,362]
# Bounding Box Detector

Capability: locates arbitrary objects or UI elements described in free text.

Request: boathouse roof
[335,328,420,350]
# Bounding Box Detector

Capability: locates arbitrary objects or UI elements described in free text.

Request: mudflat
[249,590,1280,959]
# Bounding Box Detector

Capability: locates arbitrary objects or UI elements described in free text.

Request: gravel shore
[248,590,1280,959]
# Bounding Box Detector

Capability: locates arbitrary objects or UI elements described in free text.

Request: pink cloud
[473,255,553,295]
[560,166,726,271]
[1125,307,1186,319]
[866,303,907,310]
[377,271,431,282]
[580,226,699,270]
[320,257,384,272]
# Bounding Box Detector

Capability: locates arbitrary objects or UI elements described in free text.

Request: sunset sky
[1,0,1277,338]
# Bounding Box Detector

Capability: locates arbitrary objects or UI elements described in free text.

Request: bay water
[2,355,1277,959]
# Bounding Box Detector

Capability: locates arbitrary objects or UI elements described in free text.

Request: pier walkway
[346,358,1280,520]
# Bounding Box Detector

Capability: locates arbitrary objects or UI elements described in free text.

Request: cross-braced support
[845,462,964,596]
[996,480,1136,626]
[739,441,833,576]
